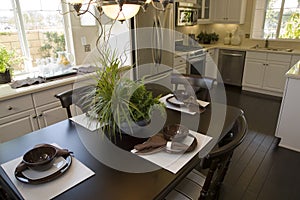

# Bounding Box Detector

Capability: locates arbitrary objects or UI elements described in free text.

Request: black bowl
[173,90,190,102]
[23,146,57,171]
[162,124,189,141]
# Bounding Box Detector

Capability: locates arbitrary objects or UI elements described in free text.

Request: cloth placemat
[1,145,95,200]
[132,130,212,174]
[159,94,210,115]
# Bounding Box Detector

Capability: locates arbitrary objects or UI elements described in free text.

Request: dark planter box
[0,69,11,84]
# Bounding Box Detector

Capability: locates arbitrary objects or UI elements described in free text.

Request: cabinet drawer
[268,53,291,63]
[174,56,187,66]
[246,51,267,60]
[0,95,34,118]
[174,64,187,74]
[32,84,72,107]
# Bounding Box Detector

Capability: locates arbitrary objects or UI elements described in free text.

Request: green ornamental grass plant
[88,48,165,140]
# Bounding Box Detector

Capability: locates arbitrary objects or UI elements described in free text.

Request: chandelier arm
[151,0,165,11]
[72,0,94,16]
[86,10,104,56]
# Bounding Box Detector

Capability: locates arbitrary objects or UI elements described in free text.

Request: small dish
[166,95,185,107]
[173,90,190,102]
[22,146,57,171]
[165,134,198,154]
[163,124,189,141]
[15,155,72,184]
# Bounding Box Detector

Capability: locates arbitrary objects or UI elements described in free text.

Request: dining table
[0,101,243,200]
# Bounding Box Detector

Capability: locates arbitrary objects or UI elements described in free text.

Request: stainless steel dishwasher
[218,49,246,86]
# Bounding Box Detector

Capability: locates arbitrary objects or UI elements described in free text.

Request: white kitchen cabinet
[205,48,218,80]
[242,59,265,88]
[197,0,212,24]
[0,94,39,143]
[242,51,292,96]
[36,102,68,128]
[0,109,39,143]
[32,84,72,128]
[213,0,247,24]
[0,84,72,143]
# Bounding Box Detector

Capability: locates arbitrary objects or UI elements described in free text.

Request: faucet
[264,36,269,48]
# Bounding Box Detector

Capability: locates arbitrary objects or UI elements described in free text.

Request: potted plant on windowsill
[86,48,166,142]
[0,45,22,84]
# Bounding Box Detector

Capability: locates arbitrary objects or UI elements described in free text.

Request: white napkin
[1,144,95,200]
[132,130,212,174]
[159,94,210,115]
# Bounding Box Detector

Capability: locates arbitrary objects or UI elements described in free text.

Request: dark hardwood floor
[215,85,300,200]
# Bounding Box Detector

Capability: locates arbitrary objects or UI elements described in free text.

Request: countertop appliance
[175,2,199,26]
[218,49,246,86]
[133,1,174,87]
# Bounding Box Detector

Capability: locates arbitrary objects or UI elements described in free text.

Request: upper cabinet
[179,0,198,4]
[197,0,212,24]
[213,0,247,24]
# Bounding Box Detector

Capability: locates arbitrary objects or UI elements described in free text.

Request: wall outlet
[84,44,91,52]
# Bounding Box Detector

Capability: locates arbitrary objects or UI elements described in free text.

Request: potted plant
[0,45,21,84]
[197,32,219,44]
[87,48,166,141]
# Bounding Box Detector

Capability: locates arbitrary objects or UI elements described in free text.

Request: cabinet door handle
[38,113,43,117]
[32,115,37,119]
[8,106,12,110]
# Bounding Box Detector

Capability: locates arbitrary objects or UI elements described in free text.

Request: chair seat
[165,113,247,200]
[165,169,206,200]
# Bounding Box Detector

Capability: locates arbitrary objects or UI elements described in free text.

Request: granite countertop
[175,41,300,55]
[286,60,300,79]
[0,72,96,101]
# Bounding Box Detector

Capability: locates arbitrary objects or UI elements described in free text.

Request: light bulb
[102,4,141,21]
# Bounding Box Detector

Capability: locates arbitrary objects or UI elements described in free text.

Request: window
[252,0,300,40]
[0,0,71,74]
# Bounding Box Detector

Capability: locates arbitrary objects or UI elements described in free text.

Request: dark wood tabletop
[0,104,243,200]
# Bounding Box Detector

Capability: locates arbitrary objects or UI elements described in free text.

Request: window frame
[251,0,300,41]
[1,0,75,74]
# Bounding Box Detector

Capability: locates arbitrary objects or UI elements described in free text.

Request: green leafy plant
[197,31,219,44]
[280,13,300,39]
[39,32,66,58]
[0,45,22,73]
[88,48,165,140]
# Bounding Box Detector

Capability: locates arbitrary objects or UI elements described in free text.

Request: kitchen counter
[275,59,300,152]
[201,43,300,55]
[285,60,300,79]
[0,72,96,101]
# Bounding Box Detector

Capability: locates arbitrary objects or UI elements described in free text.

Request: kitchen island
[275,60,300,152]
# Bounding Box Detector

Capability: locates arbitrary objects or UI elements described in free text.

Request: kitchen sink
[250,45,294,52]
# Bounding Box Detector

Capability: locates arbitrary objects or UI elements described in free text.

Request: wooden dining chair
[171,73,216,102]
[55,85,95,118]
[165,112,248,200]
